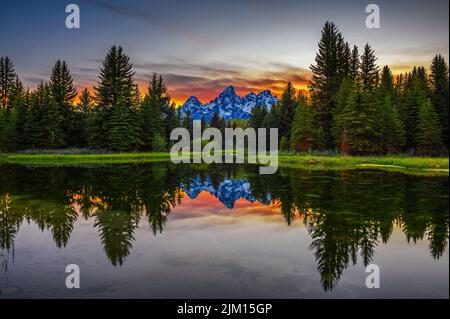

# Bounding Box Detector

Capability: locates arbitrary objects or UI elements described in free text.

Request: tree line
[1,21,449,155]
[249,22,449,156]
[0,46,179,152]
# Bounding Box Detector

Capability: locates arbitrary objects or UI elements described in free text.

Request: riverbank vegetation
[1,22,448,158]
[1,152,447,176]
[248,22,448,157]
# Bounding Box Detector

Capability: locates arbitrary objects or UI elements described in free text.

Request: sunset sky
[1,0,448,105]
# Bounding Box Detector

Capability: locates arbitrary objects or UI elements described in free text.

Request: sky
[0,0,448,105]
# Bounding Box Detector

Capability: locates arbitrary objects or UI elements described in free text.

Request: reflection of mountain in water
[181,177,271,209]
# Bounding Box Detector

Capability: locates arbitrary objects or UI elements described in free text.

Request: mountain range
[178,86,278,121]
[180,177,271,209]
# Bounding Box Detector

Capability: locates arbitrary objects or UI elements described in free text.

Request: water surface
[0,163,448,298]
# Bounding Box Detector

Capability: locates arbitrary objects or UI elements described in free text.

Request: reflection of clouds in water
[168,192,292,228]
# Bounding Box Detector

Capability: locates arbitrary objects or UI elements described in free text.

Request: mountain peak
[185,96,201,104]
[179,86,278,121]
[257,90,272,97]
[221,86,236,95]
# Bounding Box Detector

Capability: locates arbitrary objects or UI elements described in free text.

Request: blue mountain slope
[178,86,278,121]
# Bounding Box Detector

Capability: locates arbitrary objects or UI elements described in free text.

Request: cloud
[132,60,311,104]
[23,76,47,85]
[133,62,241,78]
[85,0,212,45]
[21,56,311,106]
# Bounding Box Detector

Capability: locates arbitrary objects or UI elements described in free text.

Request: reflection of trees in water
[67,165,184,264]
[0,164,185,267]
[248,169,449,291]
[94,208,139,266]
[0,194,21,272]
[0,164,448,290]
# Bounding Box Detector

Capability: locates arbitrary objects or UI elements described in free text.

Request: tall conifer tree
[290,94,315,152]
[278,82,297,140]
[93,46,140,150]
[140,74,168,150]
[310,22,341,148]
[430,54,449,148]
[0,57,17,110]
[49,60,77,146]
[416,99,442,155]
[360,44,379,93]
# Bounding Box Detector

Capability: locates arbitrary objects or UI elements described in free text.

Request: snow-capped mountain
[180,177,271,209]
[178,86,278,121]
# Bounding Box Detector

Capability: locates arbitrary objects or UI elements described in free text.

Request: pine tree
[379,95,405,153]
[249,104,268,129]
[94,46,140,150]
[2,92,26,151]
[49,60,77,106]
[94,46,139,109]
[290,94,315,152]
[182,110,193,136]
[374,66,405,153]
[107,98,135,151]
[23,94,40,149]
[309,22,341,148]
[334,78,379,154]
[395,73,404,97]
[200,116,207,134]
[278,82,297,139]
[164,102,178,147]
[42,84,64,149]
[78,88,92,114]
[0,107,5,150]
[0,76,26,151]
[24,83,64,149]
[341,85,364,154]
[337,35,351,82]
[263,103,280,129]
[73,88,92,147]
[9,76,24,108]
[332,77,355,153]
[399,67,429,151]
[358,91,380,153]
[156,75,177,146]
[360,44,379,93]
[379,65,395,98]
[350,45,360,82]
[0,57,17,110]
[140,74,164,150]
[49,60,78,147]
[415,99,442,156]
[209,112,221,129]
[430,54,449,148]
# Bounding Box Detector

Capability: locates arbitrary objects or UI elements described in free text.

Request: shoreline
[0,152,448,176]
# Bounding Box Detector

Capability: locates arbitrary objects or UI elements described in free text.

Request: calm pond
[0,163,448,298]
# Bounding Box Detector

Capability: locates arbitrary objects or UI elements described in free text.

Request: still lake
[0,163,448,298]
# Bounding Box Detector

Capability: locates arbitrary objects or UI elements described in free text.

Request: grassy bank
[0,152,448,175]
[277,154,449,176]
[0,152,171,165]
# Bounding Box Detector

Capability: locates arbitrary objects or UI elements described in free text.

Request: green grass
[277,154,449,176]
[0,152,448,176]
[0,152,171,165]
